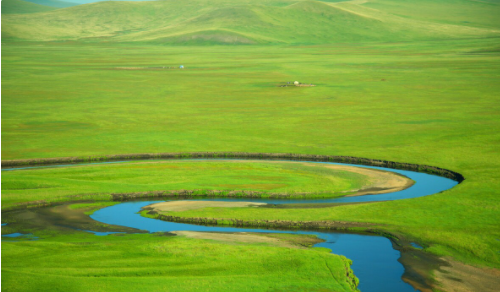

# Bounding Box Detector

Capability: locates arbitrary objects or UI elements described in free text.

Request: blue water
[80,229,126,236]
[411,242,424,249]
[2,232,38,241]
[2,233,26,237]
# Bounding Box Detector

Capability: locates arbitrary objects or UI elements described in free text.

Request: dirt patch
[374,232,500,292]
[434,257,500,292]
[298,162,414,196]
[172,231,322,249]
[146,200,266,212]
[2,202,143,234]
[202,159,414,196]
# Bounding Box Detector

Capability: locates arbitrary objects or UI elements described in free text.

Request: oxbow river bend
[85,161,459,292]
[2,160,459,291]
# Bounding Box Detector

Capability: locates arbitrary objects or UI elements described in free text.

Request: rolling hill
[1,0,58,14]
[2,0,500,44]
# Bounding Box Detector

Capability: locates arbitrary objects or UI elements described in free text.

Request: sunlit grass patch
[1,160,373,208]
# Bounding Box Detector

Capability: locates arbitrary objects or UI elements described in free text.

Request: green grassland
[2,37,500,267]
[2,0,500,290]
[2,231,357,292]
[3,38,500,160]
[1,160,369,208]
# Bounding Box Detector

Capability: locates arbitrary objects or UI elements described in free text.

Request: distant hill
[2,0,500,44]
[46,0,152,4]
[24,0,90,8]
[2,0,58,14]
[361,0,500,30]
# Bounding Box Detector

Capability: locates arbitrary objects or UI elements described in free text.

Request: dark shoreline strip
[111,190,343,201]
[150,212,376,231]
[1,152,465,182]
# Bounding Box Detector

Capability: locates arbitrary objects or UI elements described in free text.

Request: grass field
[2,231,358,292]
[1,160,372,207]
[2,37,500,288]
[2,0,500,290]
[3,38,500,160]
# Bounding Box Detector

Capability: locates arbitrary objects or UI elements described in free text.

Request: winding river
[4,160,459,292]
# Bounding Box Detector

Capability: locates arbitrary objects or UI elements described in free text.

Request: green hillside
[361,0,500,29]
[2,0,500,43]
[1,0,57,14]
[24,0,78,8]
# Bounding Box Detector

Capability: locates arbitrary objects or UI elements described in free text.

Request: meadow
[1,160,371,208]
[3,37,499,286]
[2,0,500,290]
[2,231,358,292]
[3,38,500,161]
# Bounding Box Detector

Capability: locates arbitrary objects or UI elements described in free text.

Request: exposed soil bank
[1,202,143,235]
[171,231,323,249]
[315,162,414,196]
[148,201,266,212]
[1,151,465,182]
[434,257,500,292]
